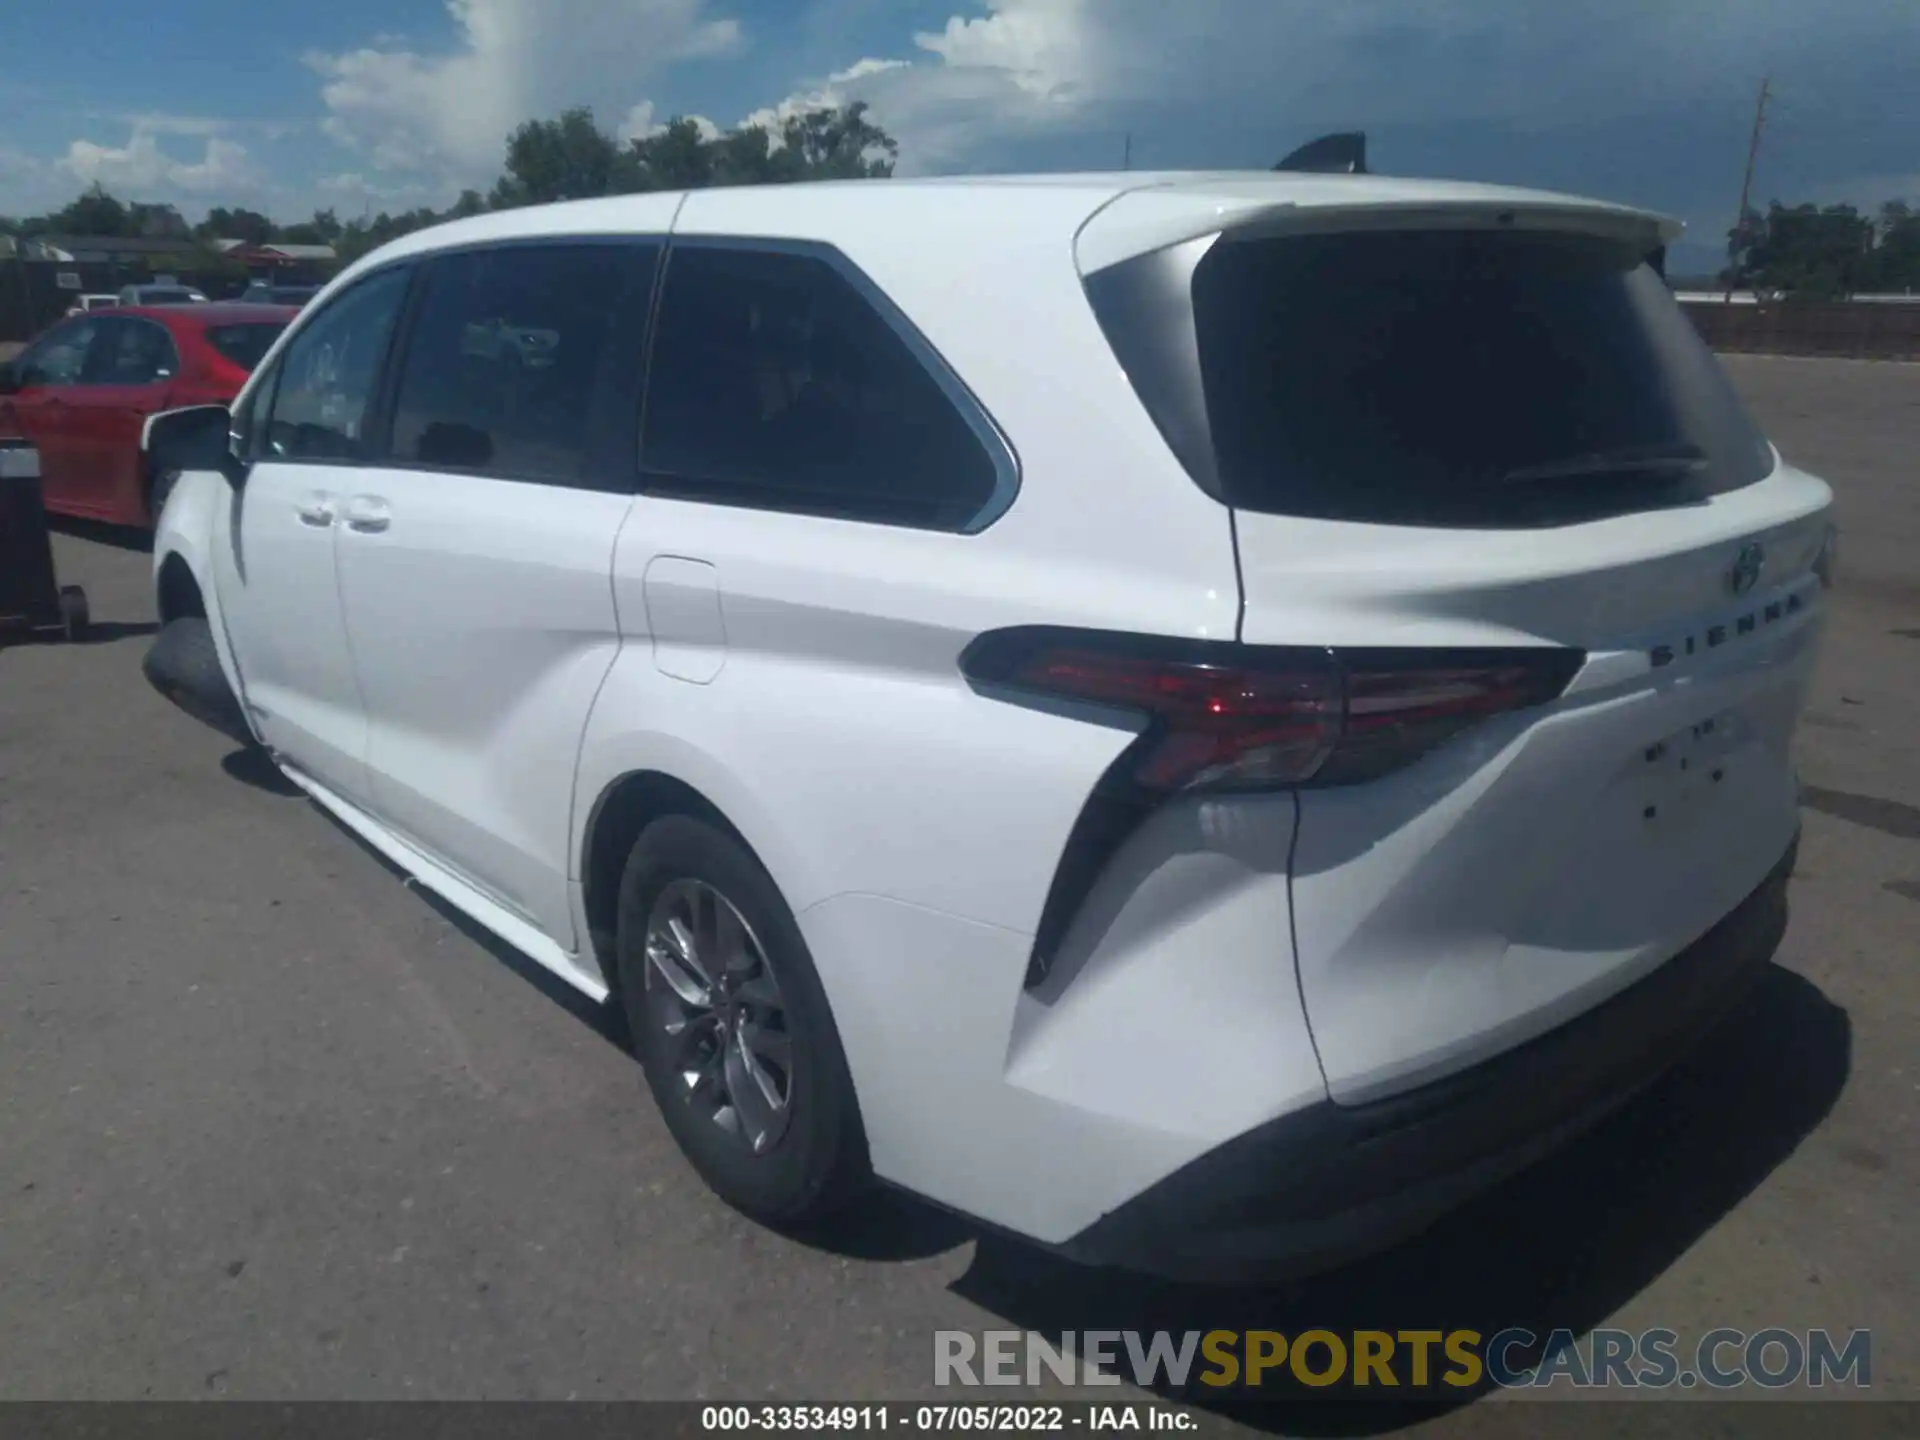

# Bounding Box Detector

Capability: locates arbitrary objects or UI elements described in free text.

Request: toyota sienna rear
[142,172,1832,1282]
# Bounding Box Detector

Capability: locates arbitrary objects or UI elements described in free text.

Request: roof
[334,170,1680,285]
[29,234,206,259]
[219,240,338,261]
[116,302,300,328]
[256,243,337,260]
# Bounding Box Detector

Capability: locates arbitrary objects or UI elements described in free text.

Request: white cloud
[622,101,722,143]
[314,169,453,213]
[740,0,1914,182]
[0,145,43,181]
[275,0,1916,227]
[308,0,744,185]
[914,0,1091,101]
[737,58,909,137]
[734,1,1105,173]
[0,145,57,214]
[59,125,260,197]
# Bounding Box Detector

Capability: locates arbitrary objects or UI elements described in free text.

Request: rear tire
[615,815,868,1225]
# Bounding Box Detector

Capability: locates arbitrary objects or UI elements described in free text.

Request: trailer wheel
[58,586,89,642]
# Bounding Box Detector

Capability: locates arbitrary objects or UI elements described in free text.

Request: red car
[0,303,296,528]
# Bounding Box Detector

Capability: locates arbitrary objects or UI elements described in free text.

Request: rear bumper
[1060,831,1797,1284]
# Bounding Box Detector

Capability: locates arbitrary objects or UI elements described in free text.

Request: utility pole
[1727,75,1772,303]
[1122,132,1132,171]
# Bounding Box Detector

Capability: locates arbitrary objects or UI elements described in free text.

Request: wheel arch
[578,768,779,991]
[149,469,252,744]
[156,551,206,623]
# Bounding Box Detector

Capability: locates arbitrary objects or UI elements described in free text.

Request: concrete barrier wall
[1681,301,1920,361]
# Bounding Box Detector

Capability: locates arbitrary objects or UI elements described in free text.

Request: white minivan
[143,171,1835,1281]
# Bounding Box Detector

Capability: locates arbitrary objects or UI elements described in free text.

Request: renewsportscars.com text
[934,1327,1872,1392]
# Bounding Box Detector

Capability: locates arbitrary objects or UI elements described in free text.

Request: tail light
[960,628,1584,794]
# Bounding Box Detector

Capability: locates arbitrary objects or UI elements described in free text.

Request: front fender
[151,468,255,744]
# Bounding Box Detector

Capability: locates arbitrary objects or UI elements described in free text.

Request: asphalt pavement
[0,356,1914,1431]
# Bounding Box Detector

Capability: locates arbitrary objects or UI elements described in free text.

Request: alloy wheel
[641,878,794,1154]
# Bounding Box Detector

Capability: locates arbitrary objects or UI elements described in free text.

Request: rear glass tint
[1095,228,1775,528]
[205,322,287,371]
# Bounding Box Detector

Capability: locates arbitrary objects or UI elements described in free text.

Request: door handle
[296,493,336,527]
[343,495,390,534]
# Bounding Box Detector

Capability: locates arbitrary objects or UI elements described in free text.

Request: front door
[2,317,103,515]
[210,265,413,804]
[332,237,661,949]
[66,316,182,521]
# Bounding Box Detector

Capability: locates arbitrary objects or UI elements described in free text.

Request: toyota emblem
[1730,541,1765,596]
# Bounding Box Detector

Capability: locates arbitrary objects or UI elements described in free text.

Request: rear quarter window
[640,244,1011,532]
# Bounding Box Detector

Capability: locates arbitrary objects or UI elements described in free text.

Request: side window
[641,245,1005,531]
[263,266,410,463]
[232,359,281,461]
[18,319,100,388]
[83,318,179,386]
[387,242,658,485]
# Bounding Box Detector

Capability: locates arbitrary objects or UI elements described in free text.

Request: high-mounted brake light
[961,628,1584,793]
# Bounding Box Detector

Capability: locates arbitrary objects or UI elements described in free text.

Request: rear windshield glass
[205,322,288,370]
[1095,228,1775,528]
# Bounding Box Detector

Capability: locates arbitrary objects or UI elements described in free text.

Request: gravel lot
[1,356,1914,1431]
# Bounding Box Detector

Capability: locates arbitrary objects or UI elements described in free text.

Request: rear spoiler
[1270,131,1667,272]
[1275,132,1368,175]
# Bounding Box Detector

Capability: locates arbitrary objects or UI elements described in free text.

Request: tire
[143,617,255,746]
[615,815,868,1225]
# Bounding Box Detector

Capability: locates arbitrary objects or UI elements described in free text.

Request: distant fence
[1681,300,1920,361]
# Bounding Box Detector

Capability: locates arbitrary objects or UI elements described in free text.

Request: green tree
[494,107,623,207]
[767,102,897,181]
[492,102,898,203]
[304,208,345,244]
[623,117,720,191]
[130,202,190,239]
[274,220,330,245]
[49,184,132,237]
[1741,202,1875,300]
[1865,200,1920,291]
[335,207,444,265]
[196,205,274,244]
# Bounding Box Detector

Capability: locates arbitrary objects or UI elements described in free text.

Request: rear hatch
[1080,181,1834,1103]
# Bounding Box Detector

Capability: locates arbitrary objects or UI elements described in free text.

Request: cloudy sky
[1,0,1914,270]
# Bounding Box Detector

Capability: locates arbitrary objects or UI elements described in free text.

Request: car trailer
[0,439,89,642]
